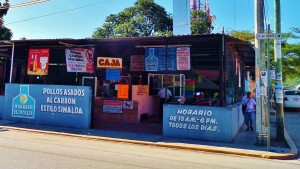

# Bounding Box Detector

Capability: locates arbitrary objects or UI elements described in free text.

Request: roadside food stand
[0,34,255,142]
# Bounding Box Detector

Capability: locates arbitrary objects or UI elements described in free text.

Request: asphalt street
[284,109,300,159]
[0,129,300,169]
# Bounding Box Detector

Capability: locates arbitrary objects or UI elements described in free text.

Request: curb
[0,125,297,160]
[284,127,299,159]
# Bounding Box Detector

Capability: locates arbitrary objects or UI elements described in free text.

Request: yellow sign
[97,57,122,68]
[137,85,149,96]
[117,84,129,99]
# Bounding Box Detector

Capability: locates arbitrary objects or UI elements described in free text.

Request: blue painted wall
[163,104,243,142]
[228,103,245,139]
[0,96,4,119]
[3,84,92,129]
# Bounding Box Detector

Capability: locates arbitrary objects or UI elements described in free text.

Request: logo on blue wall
[12,85,36,118]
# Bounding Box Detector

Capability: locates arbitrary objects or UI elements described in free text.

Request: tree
[191,9,212,34]
[92,0,172,38]
[0,0,12,40]
[0,26,12,40]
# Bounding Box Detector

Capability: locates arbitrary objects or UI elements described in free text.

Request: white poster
[269,70,275,80]
[65,48,94,73]
[275,39,282,59]
[260,71,268,87]
[176,47,190,70]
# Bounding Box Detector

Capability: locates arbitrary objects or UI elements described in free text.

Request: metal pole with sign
[256,30,282,147]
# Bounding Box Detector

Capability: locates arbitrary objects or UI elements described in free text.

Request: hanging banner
[65,48,94,73]
[130,55,145,71]
[176,47,190,70]
[145,47,176,71]
[27,48,50,76]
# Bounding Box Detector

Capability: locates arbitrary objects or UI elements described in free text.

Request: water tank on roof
[173,0,191,35]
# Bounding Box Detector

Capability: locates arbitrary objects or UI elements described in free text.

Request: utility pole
[274,0,284,140]
[254,0,268,146]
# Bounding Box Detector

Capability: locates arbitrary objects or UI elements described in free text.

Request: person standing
[242,92,256,131]
[157,85,172,118]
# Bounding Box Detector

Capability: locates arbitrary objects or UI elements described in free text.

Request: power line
[6,0,115,25]
[0,0,50,9]
[247,0,254,30]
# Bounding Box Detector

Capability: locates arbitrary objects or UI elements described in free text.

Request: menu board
[145,47,176,71]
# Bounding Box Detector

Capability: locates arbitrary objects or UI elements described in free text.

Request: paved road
[0,129,300,169]
[285,109,300,159]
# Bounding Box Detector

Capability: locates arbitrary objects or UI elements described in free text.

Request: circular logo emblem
[20,94,28,104]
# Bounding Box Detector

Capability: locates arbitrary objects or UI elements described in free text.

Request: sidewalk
[0,115,298,160]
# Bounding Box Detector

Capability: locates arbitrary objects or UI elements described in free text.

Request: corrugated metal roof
[0,34,254,66]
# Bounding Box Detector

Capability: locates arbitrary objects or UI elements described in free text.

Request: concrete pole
[274,0,284,140]
[255,0,267,146]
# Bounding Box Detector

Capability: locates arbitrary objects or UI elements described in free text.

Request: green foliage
[0,1,12,40]
[0,1,9,16]
[153,30,173,37]
[281,43,300,82]
[191,10,212,34]
[281,28,300,82]
[0,26,12,40]
[92,0,172,38]
[284,77,300,88]
[228,30,255,42]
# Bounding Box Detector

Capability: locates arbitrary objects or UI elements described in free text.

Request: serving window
[148,73,185,97]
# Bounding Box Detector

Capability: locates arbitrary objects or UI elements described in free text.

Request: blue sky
[3,0,299,43]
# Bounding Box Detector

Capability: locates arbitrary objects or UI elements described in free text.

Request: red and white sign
[103,100,123,114]
[176,47,190,70]
[27,48,50,76]
[65,48,94,73]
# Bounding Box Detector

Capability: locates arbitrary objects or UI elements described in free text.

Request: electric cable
[6,0,115,25]
[247,0,254,29]
[0,0,50,9]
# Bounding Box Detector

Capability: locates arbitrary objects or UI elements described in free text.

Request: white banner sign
[176,47,190,70]
[65,48,94,73]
